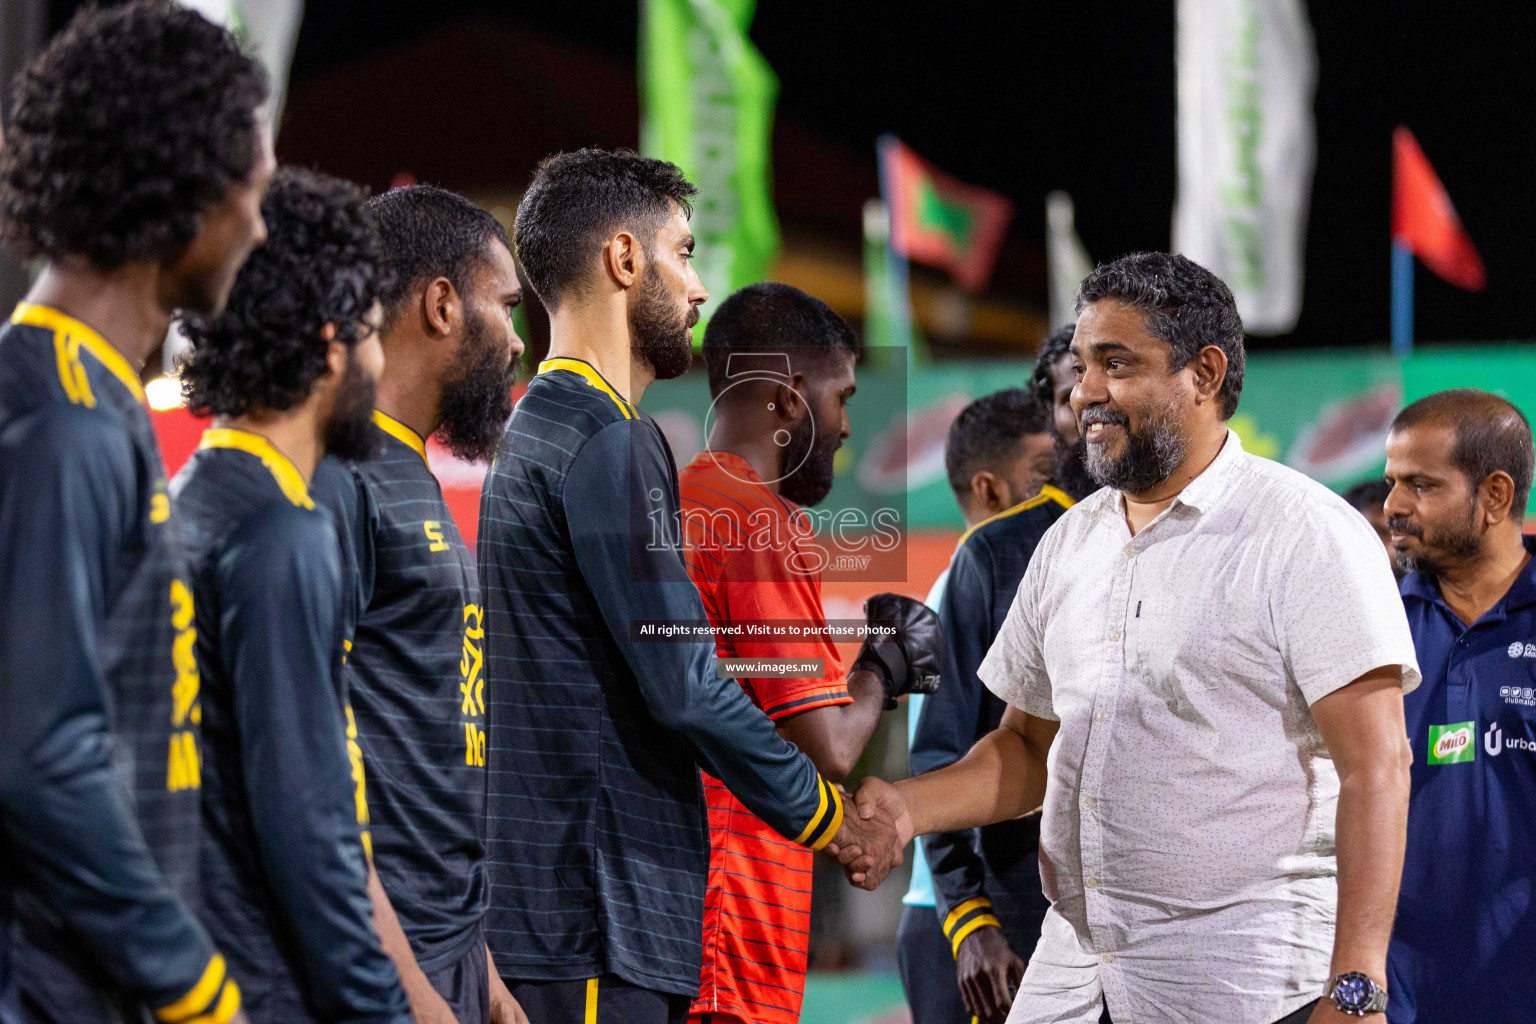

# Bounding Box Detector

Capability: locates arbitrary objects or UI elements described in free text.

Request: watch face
[1333,972,1374,1012]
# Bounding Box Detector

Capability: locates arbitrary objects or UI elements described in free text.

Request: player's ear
[604,230,640,289]
[322,336,348,381]
[422,277,458,338]
[969,470,1006,516]
[777,377,805,423]
[1190,344,1228,406]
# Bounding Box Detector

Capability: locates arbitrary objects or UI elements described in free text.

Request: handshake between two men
[817,593,940,890]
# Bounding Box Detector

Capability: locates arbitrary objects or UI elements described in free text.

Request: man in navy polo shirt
[1383,388,1536,1024]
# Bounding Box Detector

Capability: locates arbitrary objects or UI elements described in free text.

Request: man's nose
[1071,369,1108,413]
[1382,482,1412,519]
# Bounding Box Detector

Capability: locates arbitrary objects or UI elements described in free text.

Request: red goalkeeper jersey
[678,451,851,1024]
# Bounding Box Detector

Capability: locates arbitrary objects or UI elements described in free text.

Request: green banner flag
[641,0,779,328]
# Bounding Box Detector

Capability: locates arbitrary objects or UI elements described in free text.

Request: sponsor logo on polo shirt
[1499,686,1536,707]
[1428,722,1476,765]
[1507,642,1536,659]
[1484,722,1536,757]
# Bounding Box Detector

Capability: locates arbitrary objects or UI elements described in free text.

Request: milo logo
[1428,722,1476,765]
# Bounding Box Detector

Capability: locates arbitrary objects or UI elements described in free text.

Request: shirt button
[1085,876,1099,889]
[1102,952,1115,964]
[1123,543,1135,557]
[1082,796,1096,809]
[1108,630,1121,642]
[1097,710,1110,723]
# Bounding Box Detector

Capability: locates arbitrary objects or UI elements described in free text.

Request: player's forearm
[1330,749,1411,981]
[368,866,448,1020]
[898,722,1047,837]
[779,668,886,782]
[0,698,225,1011]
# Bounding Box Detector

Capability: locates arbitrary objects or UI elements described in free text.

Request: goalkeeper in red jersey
[678,283,943,1024]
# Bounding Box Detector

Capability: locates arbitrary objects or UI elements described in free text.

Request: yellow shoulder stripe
[198,429,315,509]
[957,483,1075,546]
[12,302,146,406]
[538,357,634,420]
[372,410,428,463]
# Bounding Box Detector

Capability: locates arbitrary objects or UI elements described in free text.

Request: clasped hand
[819,778,915,890]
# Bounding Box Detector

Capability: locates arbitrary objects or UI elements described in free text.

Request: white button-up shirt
[980,431,1420,1024]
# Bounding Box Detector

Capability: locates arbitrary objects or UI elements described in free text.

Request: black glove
[853,593,943,709]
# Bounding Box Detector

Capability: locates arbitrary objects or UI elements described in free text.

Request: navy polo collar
[1402,535,1536,621]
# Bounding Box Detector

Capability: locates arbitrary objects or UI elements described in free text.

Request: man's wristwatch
[1326,972,1388,1016]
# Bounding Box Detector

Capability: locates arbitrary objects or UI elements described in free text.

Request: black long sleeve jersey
[478,357,842,997]
[172,429,410,1024]
[311,412,487,973]
[912,485,1073,957]
[0,305,234,1024]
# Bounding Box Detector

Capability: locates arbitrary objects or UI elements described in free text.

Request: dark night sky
[52,1,1536,350]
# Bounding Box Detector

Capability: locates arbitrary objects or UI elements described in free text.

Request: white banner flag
[1047,191,1093,330]
[1172,0,1316,335]
[178,0,303,133]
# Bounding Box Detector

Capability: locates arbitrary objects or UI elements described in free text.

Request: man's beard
[436,305,517,463]
[1052,432,1100,501]
[631,268,696,381]
[1387,500,1482,577]
[1081,398,1188,495]
[779,413,839,506]
[324,353,380,462]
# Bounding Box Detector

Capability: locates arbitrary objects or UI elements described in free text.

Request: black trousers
[1274,1000,1320,1024]
[425,936,489,1024]
[506,974,689,1024]
[897,904,969,1024]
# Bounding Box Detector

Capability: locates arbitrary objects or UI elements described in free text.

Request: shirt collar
[691,449,763,484]
[11,302,146,406]
[198,428,314,509]
[1090,427,1244,519]
[1169,428,1244,513]
[537,357,635,420]
[1401,535,1536,617]
[372,409,428,464]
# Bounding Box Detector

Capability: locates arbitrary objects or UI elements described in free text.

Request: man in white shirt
[848,252,1419,1024]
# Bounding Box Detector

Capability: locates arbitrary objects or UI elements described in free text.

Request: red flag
[1392,126,1485,291]
[879,136,1014,292]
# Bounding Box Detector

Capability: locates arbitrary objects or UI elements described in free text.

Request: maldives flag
[1392,126,1485,291]
[878,134,1014,292]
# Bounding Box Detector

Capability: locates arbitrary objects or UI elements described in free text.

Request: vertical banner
[1046,191,1093,330]
[641,0,779,330]
[178,0,304,133]
[1172,0,1316,335]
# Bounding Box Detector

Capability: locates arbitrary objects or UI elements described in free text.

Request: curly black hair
[180,168,388,417]
[0,0,268,269]
[513,148,697,312]
[1029,322,1076,405]
[1076,252,1246,419]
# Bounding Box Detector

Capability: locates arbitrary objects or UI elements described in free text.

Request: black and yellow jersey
[479,357,841,998]
[0,305,235,1023]
[311,411,486,973]
[172,429,410,1024]
[912,485,1073,958]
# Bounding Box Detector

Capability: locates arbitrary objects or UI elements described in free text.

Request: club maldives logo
[1499,686,1536,708]
[1428,722,1476,765]
[1506,642,1536,659]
